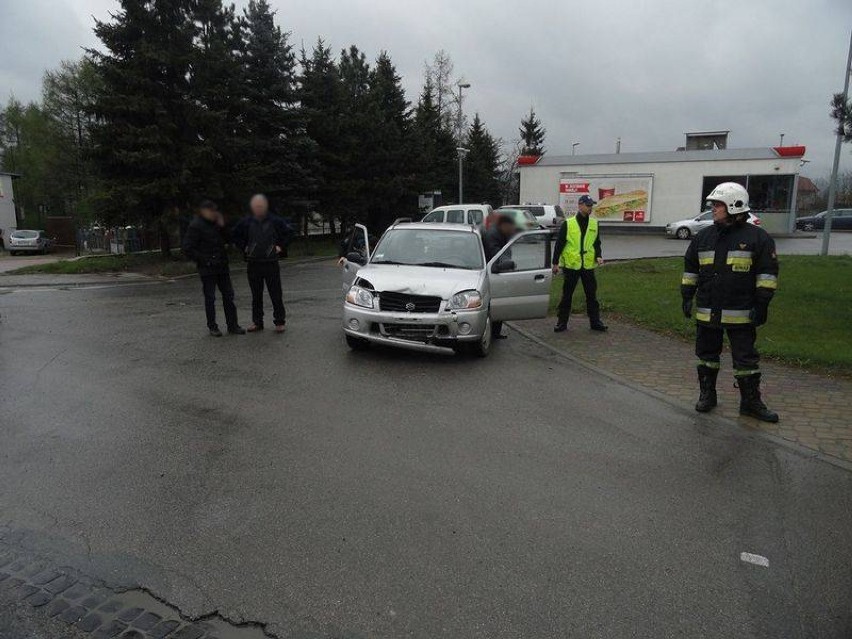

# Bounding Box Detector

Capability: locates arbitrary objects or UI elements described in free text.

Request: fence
[77,227,150,255]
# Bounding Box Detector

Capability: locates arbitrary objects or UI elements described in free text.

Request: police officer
[552,194,607,332]
[681,182,779,422]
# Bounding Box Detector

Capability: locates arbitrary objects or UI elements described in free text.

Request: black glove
[750,304,768,327]
[682,298,693,319]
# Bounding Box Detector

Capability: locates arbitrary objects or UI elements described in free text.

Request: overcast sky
[2,0,851,179]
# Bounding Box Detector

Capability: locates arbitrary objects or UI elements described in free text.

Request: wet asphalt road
[1,260,851,638]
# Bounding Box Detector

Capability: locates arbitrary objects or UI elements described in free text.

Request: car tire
[803,223,815,232]
[676,227,691,240]
[9,251,16,256]
[460,317,492,358]
[345,335,370,351]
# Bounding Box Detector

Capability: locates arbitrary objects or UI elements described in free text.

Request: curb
[507,321,852,474]
[0,255,335,288]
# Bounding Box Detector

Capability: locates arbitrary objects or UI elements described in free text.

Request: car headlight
[345,285,375,309]
[448,289,483,310]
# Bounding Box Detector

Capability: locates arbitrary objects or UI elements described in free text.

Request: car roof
[431,204,490,210]
[391,222,479,233]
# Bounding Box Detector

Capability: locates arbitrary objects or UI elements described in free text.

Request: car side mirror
[491,258,516,274]
[346,251,367,266]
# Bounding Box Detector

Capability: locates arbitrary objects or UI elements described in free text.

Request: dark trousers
[200,272,237,330]
[557,267,601,324]
[695,324,760,375]
[247,261,286,327]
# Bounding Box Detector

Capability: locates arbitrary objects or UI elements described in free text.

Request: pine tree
[519,107,546,156]
[239,0,312,210]
[88,0,204,251]
[464,113,502,206]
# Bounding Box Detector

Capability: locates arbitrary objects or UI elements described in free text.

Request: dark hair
[497,214,516,226]
[198,199,219,212]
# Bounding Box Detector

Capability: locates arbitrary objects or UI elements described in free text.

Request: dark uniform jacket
[681,220,779,327]
[232,215,293,262]
[181,216,230,276]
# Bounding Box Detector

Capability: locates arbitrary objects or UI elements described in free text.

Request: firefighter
[681,182,779,422]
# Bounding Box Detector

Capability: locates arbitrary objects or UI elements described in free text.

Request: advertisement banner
[559,175,653,223]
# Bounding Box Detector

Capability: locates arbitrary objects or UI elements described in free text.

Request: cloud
[5,0,852,178]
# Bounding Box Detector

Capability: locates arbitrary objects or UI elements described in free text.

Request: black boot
[737,373,779,423]
[695,365,718,413]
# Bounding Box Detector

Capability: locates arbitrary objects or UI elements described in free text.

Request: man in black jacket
[181,201,244,337]
[232,194,293,333]
[681,182,779,422]
[481,214,517,339]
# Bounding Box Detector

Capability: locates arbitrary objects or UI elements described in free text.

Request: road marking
[740,552,769,568]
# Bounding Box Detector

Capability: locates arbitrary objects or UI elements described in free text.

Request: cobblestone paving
[512,316,852,464]
[0,544,270,639]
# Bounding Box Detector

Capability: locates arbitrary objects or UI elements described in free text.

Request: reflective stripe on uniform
[698,360,720,369]
[726,250,753,270]
[721,309,752,324]
[756,273,778,289]
[681,272,698,286]
[698,251,714,265]
[695,307,712,322]
[727,250,754,259]
[734,368,760,377]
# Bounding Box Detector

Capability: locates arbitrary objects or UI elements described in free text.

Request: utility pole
[572,142,580,156]
[456,82,471,204]
[822,29,852,256]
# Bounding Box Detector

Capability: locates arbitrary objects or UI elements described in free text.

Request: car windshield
[371,228,484,270]
[11,230,38,239]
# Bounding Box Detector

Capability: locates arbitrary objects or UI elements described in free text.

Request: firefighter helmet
[706,182,750,216]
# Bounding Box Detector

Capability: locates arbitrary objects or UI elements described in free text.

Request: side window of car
[422,210,443,223]
[467,210,483,225]
[499,234,549,272]
[446,209,465,224]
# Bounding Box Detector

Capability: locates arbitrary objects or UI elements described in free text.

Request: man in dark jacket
[481,214,517,339]
[232,194,293,333]
[681,182,779,422]
[181,200,244,337]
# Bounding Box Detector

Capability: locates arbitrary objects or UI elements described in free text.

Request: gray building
[0,172,20,247]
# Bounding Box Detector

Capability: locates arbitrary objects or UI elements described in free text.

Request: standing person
[232,194,293,333]
[681,182,779,422]
[552,195,607,332]
[181,200,245,337]
[482,213,518,339]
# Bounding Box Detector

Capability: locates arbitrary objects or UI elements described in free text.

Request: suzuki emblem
[405,302,416,312]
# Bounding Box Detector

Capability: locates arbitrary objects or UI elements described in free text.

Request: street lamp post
[822,29,852,256]
[457,82,471,204]
[572,142,580,155]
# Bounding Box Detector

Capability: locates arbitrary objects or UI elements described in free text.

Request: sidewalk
[511,316,852,464]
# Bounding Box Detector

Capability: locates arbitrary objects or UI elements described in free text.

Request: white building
[0,172,19,247]
[518,144,806,233]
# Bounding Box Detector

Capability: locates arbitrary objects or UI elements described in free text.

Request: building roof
[526,147,805,168]
[797,176,819,193]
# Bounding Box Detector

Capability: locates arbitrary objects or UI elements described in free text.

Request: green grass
[550,256,852,374]
[4,237,339,278]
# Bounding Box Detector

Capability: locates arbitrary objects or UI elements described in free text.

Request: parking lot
[1,260,851,637]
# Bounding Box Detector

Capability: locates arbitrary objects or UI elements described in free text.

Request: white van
[421,205,493,229]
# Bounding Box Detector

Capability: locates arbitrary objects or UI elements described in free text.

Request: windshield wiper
[418,261,472,269]
[372,259,406,265]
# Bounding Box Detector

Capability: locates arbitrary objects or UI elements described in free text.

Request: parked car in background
[487,208,540,231]
[666,210,762,239]
[340,221,553,357]
[8,230,54,255]
[421,205,493,229]
[499,204,565,233]
[796,209,852,231]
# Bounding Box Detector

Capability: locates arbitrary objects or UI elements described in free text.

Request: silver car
[666,211,761,239]
[341,222,553,357]
[8,229,54,255]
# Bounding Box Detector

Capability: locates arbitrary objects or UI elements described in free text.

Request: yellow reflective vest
[559,216,599,270]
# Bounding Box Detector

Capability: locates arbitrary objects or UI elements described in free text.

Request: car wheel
[803,223,815,232]
[462,316,492,358]
[9,251,16,256]
[676,227,691,240]
[346,335,370,351]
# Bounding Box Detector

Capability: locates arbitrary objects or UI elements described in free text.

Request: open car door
[341,223,371,293]
[488,230,553,321]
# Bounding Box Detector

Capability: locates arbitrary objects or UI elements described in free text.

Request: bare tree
[424,50,467,136]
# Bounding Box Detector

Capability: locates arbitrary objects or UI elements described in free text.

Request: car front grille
[381,324,437,342]
[378,291,442,313]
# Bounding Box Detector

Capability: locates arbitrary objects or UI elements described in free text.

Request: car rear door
[488,231,553,321]
[341,224,370,292]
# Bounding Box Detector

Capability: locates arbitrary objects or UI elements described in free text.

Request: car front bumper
[342,303,488,354]
[9,244,43,252]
